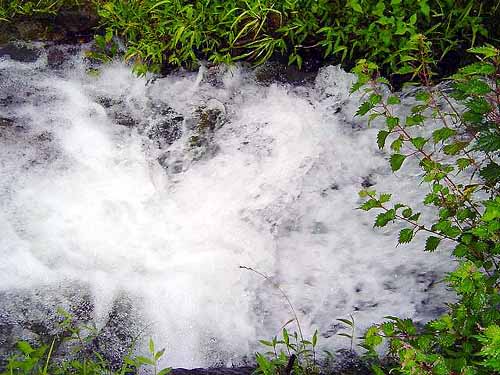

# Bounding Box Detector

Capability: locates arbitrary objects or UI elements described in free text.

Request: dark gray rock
[0,43,40,63]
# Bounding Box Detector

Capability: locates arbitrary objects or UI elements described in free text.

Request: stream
[0,42,452,368]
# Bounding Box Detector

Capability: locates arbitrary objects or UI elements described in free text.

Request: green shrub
[91,0,494,75]
[353,37,500,374]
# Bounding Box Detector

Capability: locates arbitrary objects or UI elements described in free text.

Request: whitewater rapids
[0,44,452,367]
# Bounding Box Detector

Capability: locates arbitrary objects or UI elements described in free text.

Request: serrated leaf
[17,341,34,354]
[432,128,456,143]
[443,142,467,155]
[375,209,396,227]
[398,228,413,244]
[386,116,399,130]
[360,199,380,211]
[457,158,472,171]
[406,114,425,126]
[379,193,392,203]
[473,132,500,152]
[390,154,406,172]
[411,137,427,150]
[391,137,403,152]
[402,208,412,218]
[356,101,374,116]
[415,91,430,102]
[468,46,498,58]
[377,130,390,149]
[425,236,441,251]
[459,62,496,76]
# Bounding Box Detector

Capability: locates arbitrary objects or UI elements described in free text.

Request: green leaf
[474,132,500,152]
[356,101,374,116]
[375,209,396,227]
[391,137,403,152]
[337,318,354,327]
[387,96,401,105]
[360,198,380,211]
[386,116,399,130]
[415,91,430,102]
[432,128,456,143]
[468,46,498,58]
[259,340,274,347]
[155,348,166,360]
[480,162,500,185]
[398,228,413,244]
[136,356,155,366]
[411,137,427,150]
[457,158,472,171]
[390,154,406,172]
[158,368,172,375]
[443,142,467,155]
[425,236,441,251]
[149,338,155,354]
[459,62,496,76]
[377,130,390,149]
[402,208,412,218]
[17,341,34,355]
[405,114,425,126]
[349,0,363,13]
[379,193,392,204]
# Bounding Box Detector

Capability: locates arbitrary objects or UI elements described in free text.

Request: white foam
[0,54,453,367]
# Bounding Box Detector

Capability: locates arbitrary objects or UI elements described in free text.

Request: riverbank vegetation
[351,39,500,375]
[1,1,500,76]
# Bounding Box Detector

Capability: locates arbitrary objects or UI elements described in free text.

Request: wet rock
[92,294,140,370]
[54,8,99,37]
[328,349,372,375]
[148,118,183,146]
[96,96,121,109]
[158,152,185,174]
[0,19,47,43]
[0,43,40,63]
[254,61,315,85]
[114,112,138,128]
[200,64,228,87]
[185,100,226,160]
[46,46,66,68]
[0,285,94,367]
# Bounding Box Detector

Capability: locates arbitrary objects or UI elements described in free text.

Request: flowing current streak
[0,46,452,367]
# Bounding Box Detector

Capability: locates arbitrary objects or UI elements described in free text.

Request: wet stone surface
[0,43,41,63]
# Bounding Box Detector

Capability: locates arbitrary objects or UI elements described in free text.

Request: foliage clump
[353,38,500,374]
[1,310,171,375]
[90,0,497,75]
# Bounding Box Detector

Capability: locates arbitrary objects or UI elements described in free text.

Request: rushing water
[0,43,452,367]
